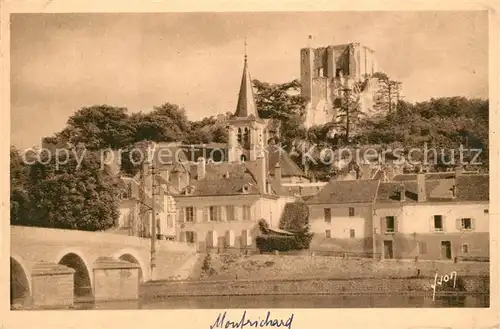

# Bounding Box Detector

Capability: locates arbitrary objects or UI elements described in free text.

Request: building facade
[307,172,490,260]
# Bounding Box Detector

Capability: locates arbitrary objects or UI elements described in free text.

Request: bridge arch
[10,255,31,307]
[113,248,147,283]
[55,249,93,298]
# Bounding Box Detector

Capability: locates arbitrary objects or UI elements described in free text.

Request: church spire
[234,39,258,118]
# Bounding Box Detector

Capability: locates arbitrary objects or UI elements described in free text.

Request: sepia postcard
[2,1,499,329]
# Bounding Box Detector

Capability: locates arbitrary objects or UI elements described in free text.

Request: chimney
[170,168,181,190]
[416,173,426,202]
[274,162,282,184]
[455,166,464,176]
[399,184,406,202]
[380,169,388,182]
[142,160,151,190]
[257,153,267,194]
[197,157,206,180]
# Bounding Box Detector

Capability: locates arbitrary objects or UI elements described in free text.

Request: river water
[75,294,489,310]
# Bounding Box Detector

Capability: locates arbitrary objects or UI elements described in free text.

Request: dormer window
[182,185,196,195]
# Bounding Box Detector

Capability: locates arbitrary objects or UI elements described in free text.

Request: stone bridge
[10,225,198,306]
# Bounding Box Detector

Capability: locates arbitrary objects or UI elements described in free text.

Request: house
[306,171,489,260]
[373,173,489,260]
[117,161,178,240]
[307,179,380,253]
[168,53,300,251]
[174,158,296,251]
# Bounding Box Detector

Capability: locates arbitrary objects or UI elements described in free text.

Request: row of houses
[307,171,489,260]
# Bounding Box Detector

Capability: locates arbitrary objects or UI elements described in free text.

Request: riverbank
[192,253,489,281]
[142,275,489,299]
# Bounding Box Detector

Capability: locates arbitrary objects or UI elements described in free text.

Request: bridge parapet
[11,225,197,308]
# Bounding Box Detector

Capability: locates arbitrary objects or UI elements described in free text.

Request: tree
[333,81,366,144]
[12,148,121,231]
[130,103,191,143]
[253,79,308,149]
[10,146,30,224]
[372,72,402,114]
[58,105,134,150]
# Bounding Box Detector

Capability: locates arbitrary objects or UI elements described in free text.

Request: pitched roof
[307,179,380,204]
[376,175,489,203]
[376,180,443,203]
[391,171,482,182]
[267,145,306,178]
[184,162,261,196]
[234,57,259,118]
[455,174,489,201]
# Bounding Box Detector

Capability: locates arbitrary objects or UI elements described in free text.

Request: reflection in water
[75,294,489,310]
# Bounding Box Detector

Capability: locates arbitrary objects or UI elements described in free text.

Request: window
[226,205,235,221]
[434,215,443,231]
[418,242,427,254]
[185,231,195,244]
[349,229,355,238]
[349,207,355,217]
[385,216,395,233]
[237,128,242,143]
[461,218,472,230]
[209,206,221,221]
[484,209,489,214]
[324,208,331,223]
[461,244,469,253]
[185,207,195,222]
[325,230,331,239]
[242,205,251,221]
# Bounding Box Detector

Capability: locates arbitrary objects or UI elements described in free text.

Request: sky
[10,11,488,149]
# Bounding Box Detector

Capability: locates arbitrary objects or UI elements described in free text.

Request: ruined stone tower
[300,42,380,128]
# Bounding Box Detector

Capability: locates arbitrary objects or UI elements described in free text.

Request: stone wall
[142,276,489,299]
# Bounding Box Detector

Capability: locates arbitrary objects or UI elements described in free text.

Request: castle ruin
[301,42,401,128]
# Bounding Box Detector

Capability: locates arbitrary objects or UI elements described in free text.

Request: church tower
[227,46,269,163]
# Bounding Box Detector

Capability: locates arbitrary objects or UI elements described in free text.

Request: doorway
[441,241,452,260]
[383,240,393,259]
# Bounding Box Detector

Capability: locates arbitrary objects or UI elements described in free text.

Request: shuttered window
[226,230,235,247]
[226,206,235,221]
[185,207,195,222]
[185,231,196,243]
[209,206,221,221]
[456,218,475,231]
[242,205,251,221]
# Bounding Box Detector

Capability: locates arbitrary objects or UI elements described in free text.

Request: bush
[295,231,314,249]
[258,218,270,234]
[201,253,211,272]
[256,235,305,252]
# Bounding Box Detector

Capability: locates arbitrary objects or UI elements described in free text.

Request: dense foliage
[10,146,121,231]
